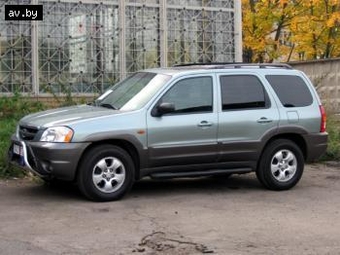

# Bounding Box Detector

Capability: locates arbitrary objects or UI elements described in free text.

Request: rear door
[146,75,218,168]
[217,74,279,166]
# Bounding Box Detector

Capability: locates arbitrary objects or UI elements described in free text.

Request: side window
[266,75,313,107]
[160,76,213,114]
[220,75,269,110]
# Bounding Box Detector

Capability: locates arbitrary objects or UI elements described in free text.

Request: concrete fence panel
[290,58,340,113]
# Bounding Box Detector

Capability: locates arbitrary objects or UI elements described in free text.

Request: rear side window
[220,75,269,110]
[266,75,313,107]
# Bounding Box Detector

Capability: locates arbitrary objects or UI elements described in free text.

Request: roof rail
[173,62,293,70]
[173,62,235,67]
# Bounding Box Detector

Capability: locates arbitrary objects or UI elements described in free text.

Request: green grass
[0,118,23,177]
[322,115,340,161]
[0,94,45,178]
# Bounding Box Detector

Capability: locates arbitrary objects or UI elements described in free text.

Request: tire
[77,145,135,201]
[256,139,304,191]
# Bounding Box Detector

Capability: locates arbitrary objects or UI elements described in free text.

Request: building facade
[0,0,242,95]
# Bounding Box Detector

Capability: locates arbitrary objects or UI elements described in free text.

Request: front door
[147,75,218,168]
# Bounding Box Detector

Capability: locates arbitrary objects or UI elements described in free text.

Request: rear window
[266,75,313,107]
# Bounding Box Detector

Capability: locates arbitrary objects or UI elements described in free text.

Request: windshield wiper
[98,103,118,110]
[87,101,96,106]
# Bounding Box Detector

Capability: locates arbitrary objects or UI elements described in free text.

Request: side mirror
[152,102,175,117]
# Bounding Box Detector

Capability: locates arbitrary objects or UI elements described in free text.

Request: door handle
[257,117,273,124]
[198,121,213,127]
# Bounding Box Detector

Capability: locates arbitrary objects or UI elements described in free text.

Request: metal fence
[0,0,242,95]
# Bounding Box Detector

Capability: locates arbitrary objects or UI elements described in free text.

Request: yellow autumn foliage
[242,0,340,62]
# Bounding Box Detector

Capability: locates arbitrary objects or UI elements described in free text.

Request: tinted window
[266,75,313,107]
[220,75,268,110]
[160,76,213,114]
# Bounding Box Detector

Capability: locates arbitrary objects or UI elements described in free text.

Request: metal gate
[0,0,241,95]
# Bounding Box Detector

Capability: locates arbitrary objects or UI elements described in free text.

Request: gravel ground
[0,162,339,255]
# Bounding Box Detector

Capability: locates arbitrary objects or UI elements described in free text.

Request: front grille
[19,125,39,141]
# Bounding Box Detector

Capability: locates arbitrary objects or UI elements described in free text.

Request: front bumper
[8,135,90,180]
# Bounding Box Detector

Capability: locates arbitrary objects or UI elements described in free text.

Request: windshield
[95,72,171,111]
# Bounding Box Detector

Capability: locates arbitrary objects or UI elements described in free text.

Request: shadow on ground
[5,173,262,202]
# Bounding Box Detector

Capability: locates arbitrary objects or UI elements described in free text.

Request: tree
[291,0,340,60]
[242,0,340,62]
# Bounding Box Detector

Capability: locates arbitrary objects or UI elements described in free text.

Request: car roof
[142,63,300,76]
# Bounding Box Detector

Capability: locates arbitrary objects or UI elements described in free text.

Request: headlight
[40,126,74,143]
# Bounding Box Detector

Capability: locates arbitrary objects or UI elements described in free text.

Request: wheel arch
[258,133,307,170]
[74,139,141,182]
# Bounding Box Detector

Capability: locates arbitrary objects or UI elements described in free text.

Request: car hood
[20,105,121,128]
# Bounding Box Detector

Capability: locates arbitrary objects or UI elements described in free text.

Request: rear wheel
[77,145,135,201]
[257,139,304,190]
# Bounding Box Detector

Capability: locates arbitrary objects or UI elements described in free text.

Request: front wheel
[256,139,304,191]
[77,145,135,201]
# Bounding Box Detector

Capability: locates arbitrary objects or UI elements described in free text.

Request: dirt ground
[0,162,339,255]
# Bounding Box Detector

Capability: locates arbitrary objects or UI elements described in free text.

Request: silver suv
[8,64,328,201]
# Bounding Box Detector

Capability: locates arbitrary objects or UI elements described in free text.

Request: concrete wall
[289,58,340,113]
